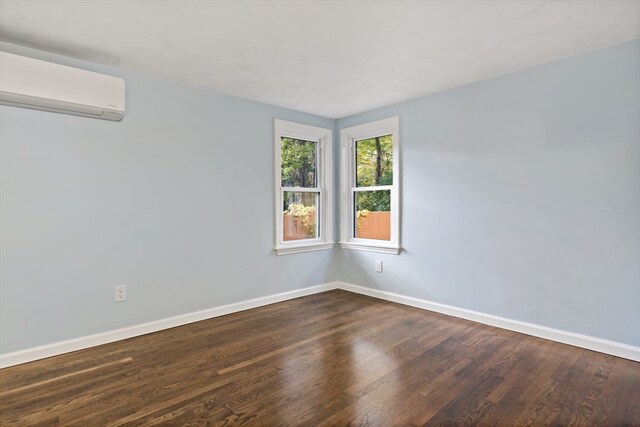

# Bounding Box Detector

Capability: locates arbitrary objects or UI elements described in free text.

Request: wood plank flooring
[1,290,639,426]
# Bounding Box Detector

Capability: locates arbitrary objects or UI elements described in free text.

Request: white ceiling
[0,0,638,119]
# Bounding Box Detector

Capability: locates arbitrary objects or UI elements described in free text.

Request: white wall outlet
[114,285,127,302]
[375,260,383,273]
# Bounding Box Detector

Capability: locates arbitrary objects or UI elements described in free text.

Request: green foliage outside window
[356,190,390,212]
[356,135,392,187]
[281,137,317,188]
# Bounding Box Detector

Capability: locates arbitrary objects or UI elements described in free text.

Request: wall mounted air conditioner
[0,51,125,121]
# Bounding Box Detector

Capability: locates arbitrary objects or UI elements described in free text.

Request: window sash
[354,135,394,188]
[280,181,323,241]
[280,137,320,188]
[281,188,323,241]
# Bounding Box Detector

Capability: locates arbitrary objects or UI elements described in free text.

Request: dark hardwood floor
[1,290,639,426]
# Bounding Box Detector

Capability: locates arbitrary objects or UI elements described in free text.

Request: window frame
[340,116,400,254]
[274,119,333,255]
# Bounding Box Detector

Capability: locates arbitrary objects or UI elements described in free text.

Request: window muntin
[275,120,333,255]
[340,117,400,254]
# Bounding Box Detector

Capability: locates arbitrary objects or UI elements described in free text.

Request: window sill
[339,241,401,255]
[275,242,334,256]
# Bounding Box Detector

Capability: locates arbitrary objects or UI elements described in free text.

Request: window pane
[283,191,319,241]
[355,134,392,187]
[354,190,390,240]
[281,137,317,188]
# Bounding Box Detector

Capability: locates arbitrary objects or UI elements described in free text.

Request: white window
[274,119,333,255]
[340,116,400,254]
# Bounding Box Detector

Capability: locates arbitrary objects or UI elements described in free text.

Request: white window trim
[274,119,334,255]
[340,116,401,254]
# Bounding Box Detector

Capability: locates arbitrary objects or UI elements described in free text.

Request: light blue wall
[2,40,638,355]
[0,43,337,353]
[337,40,640,347]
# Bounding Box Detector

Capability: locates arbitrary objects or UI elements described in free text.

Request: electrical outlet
[114,285,127,302]
[375,260,383,273]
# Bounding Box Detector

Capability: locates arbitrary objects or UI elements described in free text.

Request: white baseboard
[0,282,339,368]
[337,282,640,362]
[2,280,637,368]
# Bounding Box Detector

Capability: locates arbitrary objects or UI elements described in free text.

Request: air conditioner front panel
[0,51,125,121]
